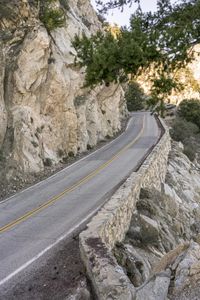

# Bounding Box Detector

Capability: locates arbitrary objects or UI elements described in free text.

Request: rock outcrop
[114,141,200,299]
[0,0,127,180]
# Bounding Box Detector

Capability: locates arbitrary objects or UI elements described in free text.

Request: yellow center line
[0,116,145,234]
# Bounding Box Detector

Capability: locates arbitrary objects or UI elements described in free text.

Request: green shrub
[43,158,52,167]
[170,117,199,161]
[125,82,146,111]
[178,99,200,129]
[87,144,93,150]
[183,144,196,161]
[57,148,64,157]
[62,156,68,163]
[41,8,65,31]
[68,151,74,157]
[40,0,66,32]
[170,118,199,143]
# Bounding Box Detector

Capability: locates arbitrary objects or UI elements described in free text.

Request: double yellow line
[0,116,145,234]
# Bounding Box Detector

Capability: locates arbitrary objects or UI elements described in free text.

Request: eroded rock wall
[0,0,127,177]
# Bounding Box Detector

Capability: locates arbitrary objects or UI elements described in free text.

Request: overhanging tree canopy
[95,0,139,13]
[73,0,200,108]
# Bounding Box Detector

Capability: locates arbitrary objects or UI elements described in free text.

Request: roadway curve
[0,112,160,292]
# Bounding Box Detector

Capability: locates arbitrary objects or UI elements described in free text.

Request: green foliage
[39,0,66,31]
[72,13,158,87]
[40,8,65,31]
[43,158,52,167]
[57,148,64,157]
[68,151,75,157]
[170,117,199,162]
[151,76,181,98]
[178,99,200,128]
[183,143,196,162]
[73,31,122,87]
[73,0,200,111]
[146,96,158,108]
[125,82,145,111]
[170,118,199,143]
[95,0,139,13]
[106,0,200,70]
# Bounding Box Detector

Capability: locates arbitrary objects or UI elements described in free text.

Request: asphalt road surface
[0,112,160,293]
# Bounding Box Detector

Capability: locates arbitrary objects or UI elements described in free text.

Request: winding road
[0,112,160,293]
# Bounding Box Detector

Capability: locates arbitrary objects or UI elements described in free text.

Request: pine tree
[73,0,200,110]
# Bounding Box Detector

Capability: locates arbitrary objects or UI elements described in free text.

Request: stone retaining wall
[79,118,171,300]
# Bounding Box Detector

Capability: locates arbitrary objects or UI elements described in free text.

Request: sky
[91,0,176,27]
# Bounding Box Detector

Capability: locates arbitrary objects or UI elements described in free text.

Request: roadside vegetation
[73,0,200,114]
[178,99,200,129]
[170,99,200,161]
[125,82,146,111]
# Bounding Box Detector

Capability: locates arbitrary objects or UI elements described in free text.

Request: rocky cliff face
[115,141,200,299]
[0,0,127,179]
